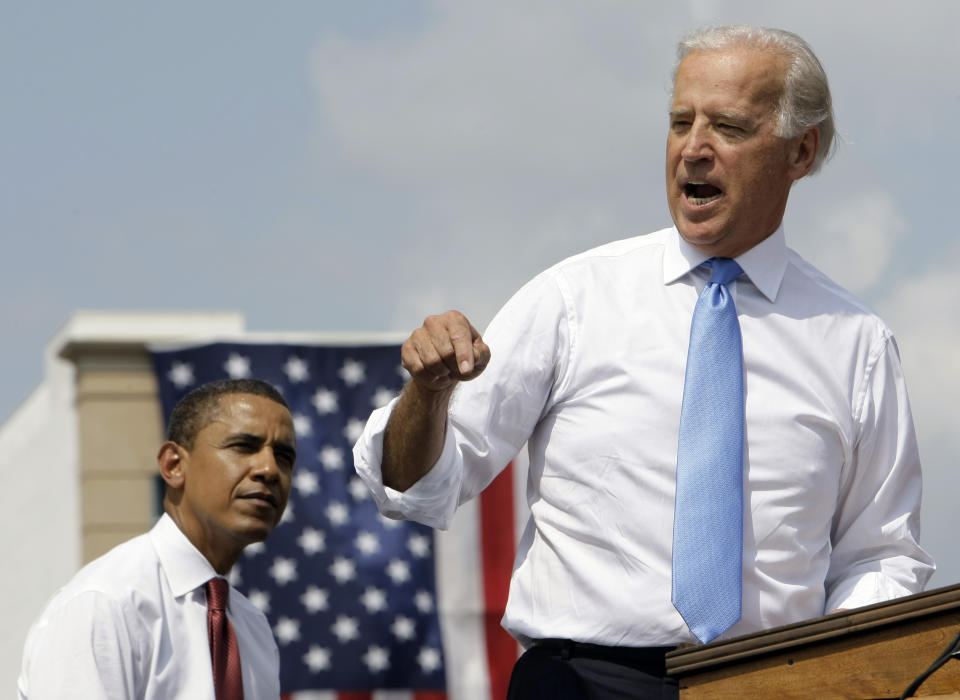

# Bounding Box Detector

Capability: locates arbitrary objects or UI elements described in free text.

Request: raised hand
[401,310,490,394]
[382,311,491,491]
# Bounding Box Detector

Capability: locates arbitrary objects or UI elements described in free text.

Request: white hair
[675,25,836,175]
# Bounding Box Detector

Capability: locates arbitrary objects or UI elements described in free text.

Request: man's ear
[158,441,186,489]
[788,126,820,181]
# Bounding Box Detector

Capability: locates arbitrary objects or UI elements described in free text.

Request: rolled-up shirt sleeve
[825,332,935,611]
[353,396,464,530]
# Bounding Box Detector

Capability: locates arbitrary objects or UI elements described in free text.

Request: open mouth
[684,182,722,206]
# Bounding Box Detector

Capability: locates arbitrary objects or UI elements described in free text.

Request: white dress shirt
[354,225,935,648]
[18,513,280,699]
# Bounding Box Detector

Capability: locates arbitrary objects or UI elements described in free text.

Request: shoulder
[783,249,892,339]
[546,228,672,277]
[505,228,671,307]
[489,227,673,325]
[33,532,162,627]
[19,535,160,699]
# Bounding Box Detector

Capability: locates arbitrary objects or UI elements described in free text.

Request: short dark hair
[166,379,290,449]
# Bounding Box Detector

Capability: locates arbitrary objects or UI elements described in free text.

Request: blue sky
[3,1,959,584]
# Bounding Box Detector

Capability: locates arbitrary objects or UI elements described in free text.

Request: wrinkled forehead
[672,46,788,110]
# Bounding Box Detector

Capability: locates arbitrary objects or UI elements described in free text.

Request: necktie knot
[206,578,229,612]
[707,257,743,286]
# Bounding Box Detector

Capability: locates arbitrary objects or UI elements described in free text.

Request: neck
[163,503,244,575]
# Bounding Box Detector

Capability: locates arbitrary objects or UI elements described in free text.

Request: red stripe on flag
[412,692,447,700]
[479,461,517,700]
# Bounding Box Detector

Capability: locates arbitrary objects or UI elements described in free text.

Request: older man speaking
[354,25,934,699]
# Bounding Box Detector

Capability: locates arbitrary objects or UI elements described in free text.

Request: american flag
[150,341,524,700]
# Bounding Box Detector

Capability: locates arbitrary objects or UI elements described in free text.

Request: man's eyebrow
[224,432,266,443]
[222,432,297,458]
[713,111,754,126]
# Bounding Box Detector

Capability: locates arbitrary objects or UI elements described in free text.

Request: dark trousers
[506,640,679,700]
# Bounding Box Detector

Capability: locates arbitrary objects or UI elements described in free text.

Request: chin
[235,518,276,544]
[677,225,724,250]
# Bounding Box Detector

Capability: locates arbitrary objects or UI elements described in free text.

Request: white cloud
[795,188,908,294]
[310,1,672,201]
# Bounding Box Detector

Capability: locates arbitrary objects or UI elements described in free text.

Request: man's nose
[681,122,714,161]
[252,449,280,480]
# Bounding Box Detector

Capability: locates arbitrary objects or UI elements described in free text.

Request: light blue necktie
[672,257,745,644]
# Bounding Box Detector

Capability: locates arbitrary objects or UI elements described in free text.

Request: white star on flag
[355,531,381,556]
[348,476,371,501]
[297,527,326,555]
[386,558,411,584]
[391,615,416,641]
[311,387,338,414]
[372,386,397,408]
[326,502,350,526]
[329,556,357,584]
[414,590,434,614]
[293,469,320,497]
[418,647,442,673]
[247,589,271,614]
[362,645,390,673]
[360,586,388,613]
[283,356,310,383]
[407,533,431,558]
[303,645,331,672]
[318,445,344,470]
[331,615,359,643]
[167,362,194,388]
[293,412,313,437]
[274,616,301,645]
[343,417,365,443]
[339,358,366,386]
[223,353,251,379]
[300,585,329,614]
[269,557,298,585]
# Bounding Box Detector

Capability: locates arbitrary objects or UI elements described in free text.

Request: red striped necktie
[206,577,244,700]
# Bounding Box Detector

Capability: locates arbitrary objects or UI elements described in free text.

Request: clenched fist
[401,310,491,394]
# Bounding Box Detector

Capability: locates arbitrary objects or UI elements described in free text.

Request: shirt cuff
[825,571,917,612]
[353,396,462,530]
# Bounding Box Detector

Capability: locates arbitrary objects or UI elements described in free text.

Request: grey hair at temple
[675,25,837,175]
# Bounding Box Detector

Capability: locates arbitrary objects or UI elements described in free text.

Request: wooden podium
[666,584,960,699]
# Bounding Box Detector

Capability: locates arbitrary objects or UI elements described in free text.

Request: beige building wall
[66,345,164,561]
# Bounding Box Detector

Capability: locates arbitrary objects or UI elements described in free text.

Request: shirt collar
[150,512,220,598]
[662,224,788,302]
